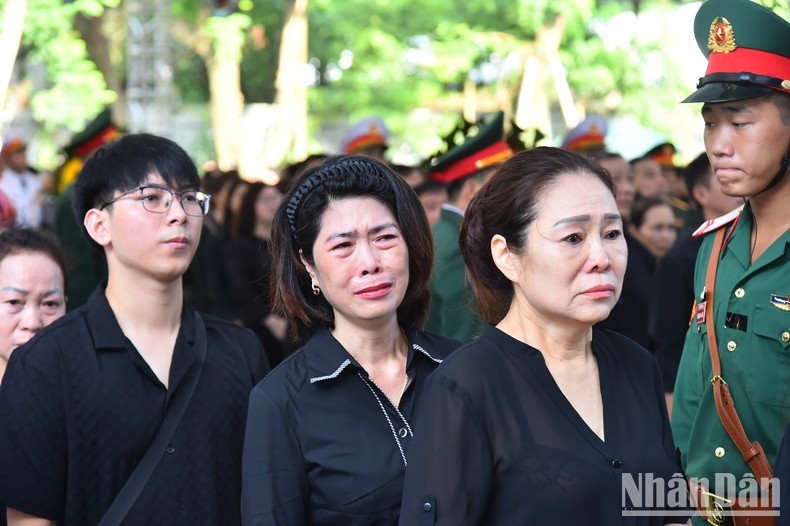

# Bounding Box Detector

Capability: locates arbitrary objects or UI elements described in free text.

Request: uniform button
[398,428,408,438]
[166,446,176,454]
[734,288,745,298]
[782,332,790,343]
[423,502,432,512]
[727,341,736,352]
[611,459,622,468]
[715,447,725,458]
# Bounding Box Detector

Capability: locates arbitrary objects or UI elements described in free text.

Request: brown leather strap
[704,227,774,487]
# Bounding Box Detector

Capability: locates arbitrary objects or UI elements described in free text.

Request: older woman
[399,148,689,525]
[241,155,460,525]
[0,227,67,383]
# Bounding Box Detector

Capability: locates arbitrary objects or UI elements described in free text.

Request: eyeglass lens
[140,187,210,216]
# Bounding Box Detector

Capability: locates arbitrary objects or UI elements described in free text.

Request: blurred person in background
[0,137,43,228]
[340,116,390,162]
[425,112,513,343]
[597,152,636,223]
[632,154,670,199]
[413,179,447,229]
[225,182,290,367]
[628,197,678,261]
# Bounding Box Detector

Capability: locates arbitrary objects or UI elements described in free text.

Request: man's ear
[83,208,112,247]
[692,184,708,208]
[491,234,519,284]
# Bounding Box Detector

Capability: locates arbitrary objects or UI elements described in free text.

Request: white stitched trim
[309,359,352,383]
[359,372,409,467]
[413,343,442,364]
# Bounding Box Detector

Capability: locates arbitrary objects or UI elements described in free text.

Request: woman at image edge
[241,155,460,525]
[399,147,690,525]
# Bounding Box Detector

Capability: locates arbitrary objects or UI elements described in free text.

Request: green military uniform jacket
[672,203,790,501]
[425,206,481,343]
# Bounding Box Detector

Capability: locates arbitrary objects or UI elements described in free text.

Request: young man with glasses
[0,134,270,525]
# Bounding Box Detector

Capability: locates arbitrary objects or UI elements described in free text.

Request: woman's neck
[331,317,406,368]
[497,304,593,364]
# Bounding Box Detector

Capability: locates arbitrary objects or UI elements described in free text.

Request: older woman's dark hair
[630,196,671,229]
[460,147,615,324]
[271,154,433,343]
[0,227,68,292]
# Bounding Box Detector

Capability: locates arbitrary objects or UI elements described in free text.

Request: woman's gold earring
[312,283,320,296]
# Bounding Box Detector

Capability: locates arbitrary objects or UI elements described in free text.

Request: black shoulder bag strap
[97,312,208,526]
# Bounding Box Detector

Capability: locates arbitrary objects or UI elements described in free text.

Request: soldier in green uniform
[425,112,513,343]
[671,0,790,524]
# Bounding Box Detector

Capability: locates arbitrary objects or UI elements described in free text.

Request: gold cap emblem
[708,17,737,54]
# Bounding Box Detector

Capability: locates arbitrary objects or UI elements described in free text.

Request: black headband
[285,157,394,234]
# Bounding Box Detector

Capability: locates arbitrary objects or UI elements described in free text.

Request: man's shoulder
[8,307,92,375]
[199,312,262,347]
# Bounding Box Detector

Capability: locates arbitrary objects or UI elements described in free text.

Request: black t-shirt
[241,326,460,525]
[0,286,270,525]
[399,325,689,526]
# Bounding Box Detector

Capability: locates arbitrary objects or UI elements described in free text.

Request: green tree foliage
[9,0,118,131]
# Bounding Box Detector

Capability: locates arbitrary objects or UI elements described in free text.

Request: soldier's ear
[84,208,112,247]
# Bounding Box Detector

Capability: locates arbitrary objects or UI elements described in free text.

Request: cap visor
[682,82,774,103]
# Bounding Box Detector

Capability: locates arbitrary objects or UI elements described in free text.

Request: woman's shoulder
[411,330,463,361]
[426,327,508,380]
[251,345,312,402]
[592,327,657,368]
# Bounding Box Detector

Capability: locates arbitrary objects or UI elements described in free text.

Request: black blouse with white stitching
[241,326,460,526]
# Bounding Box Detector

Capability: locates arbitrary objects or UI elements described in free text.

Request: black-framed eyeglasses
[100,186,211,217]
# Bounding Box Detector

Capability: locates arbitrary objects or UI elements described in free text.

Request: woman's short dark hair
[630,196,671,229]
[460,147,615,324]
[0,227,68,292]
[271,154,433,344]
[72,133,200,248]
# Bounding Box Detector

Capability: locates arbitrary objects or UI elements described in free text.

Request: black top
[597,233,658,351]
[224,234,289,366]
[649,232,703,391]
[241,326,460,526]
[399,325,688,526]
[0,286,270,525]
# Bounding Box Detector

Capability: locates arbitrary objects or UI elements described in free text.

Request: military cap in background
[0,136,26,158]
[340,116,390,155]
[561,115,608,153]
[56,109,120,194]
[429,111,513,184]
[683,0,790,103]
[64,108,120,159]
[644,142,677,170]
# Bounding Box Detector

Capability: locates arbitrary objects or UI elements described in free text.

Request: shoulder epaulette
[692,205,743,238]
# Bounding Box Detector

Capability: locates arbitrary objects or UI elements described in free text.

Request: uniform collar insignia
[708,17,737,54]
[692,205,743,237]
[770,294,790,312]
